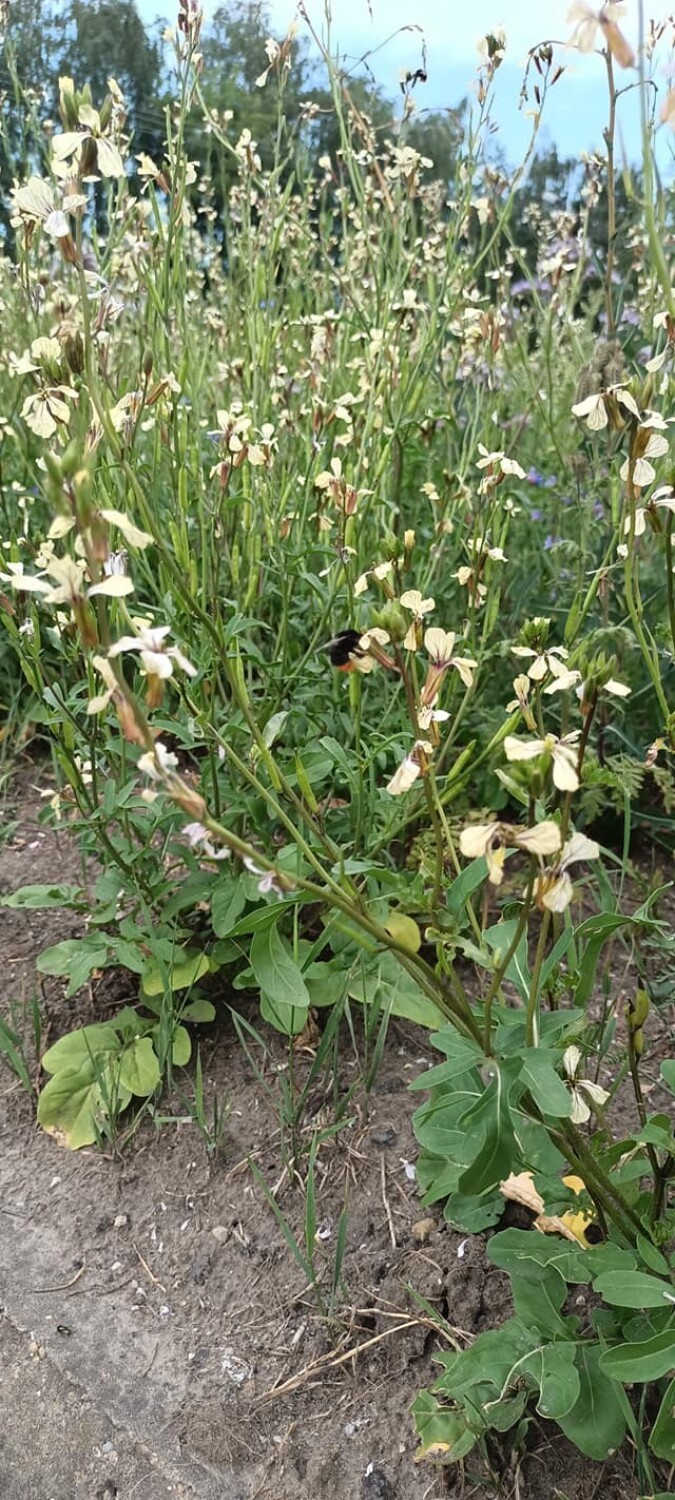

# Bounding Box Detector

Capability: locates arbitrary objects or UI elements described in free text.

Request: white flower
[562,1043,610,1124]
[512,642,571,684]
[183,823,230,861]
[566,3,635,68]
[108,626,196,681]
[505,731,581,792]
[137,741,179,781]
[536,833,600,913]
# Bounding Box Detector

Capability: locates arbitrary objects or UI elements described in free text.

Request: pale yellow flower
[535,833,600,913]
[562,1043,609,1123]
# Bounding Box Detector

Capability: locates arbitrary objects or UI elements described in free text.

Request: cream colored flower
[512,642,570,683]
[571,391,608,430]
[52,104,126,178]
[459,819,562,886]
[562,1043,609,1123]
[504,731,581,792]
[400,589,435,649]
[421,627,477,704]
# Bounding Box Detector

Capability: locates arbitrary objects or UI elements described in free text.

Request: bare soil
[0,764,665,1500]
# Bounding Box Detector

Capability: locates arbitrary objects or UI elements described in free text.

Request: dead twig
[380,1154,397,1250]
[32,1262,85,1294]
[132,1241,166,1292]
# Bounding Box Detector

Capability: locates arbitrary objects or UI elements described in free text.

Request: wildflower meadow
[1,1,675,1495]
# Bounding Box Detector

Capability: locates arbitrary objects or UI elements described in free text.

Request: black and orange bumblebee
[321,629,398,675]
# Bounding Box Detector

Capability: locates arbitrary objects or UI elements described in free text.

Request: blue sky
[135,1,675,166]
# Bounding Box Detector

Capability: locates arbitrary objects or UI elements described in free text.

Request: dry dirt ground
[0,767,662,1500]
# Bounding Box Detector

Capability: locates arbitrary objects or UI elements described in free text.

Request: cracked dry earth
[0,770,639,1499]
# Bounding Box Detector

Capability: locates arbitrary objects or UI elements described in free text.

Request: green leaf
[42,1025,121,1076]
[303,963,348,1009]
[409,1034,483,1090]
[444,857,488,919]
[488,1228,635,1284]
[37,938,112,998]
[540,927,574,988]
[520,1342,580,1420]
[1,883,85,910]
[211,879,247,938]
[510,1268,569,1339]
[118,1037,161,1097]
[171,1025,192,1067]
[411,1391,479,1463]
[559,1344,626,1460]
[661,1060,675,1094]
[650,1377,675,1462]
[457,1062,516,1196]
[142,951,212,997]
[593,1271,675,1310]
[600,1327,675,1382]
[483,920,530,1002]
[37,1057,130,1149]
[636,1235,671,1277]
[519,1049,572,1118]
[180,997,216,1023]
[250,923,310,1013]
[260,991,308,1035]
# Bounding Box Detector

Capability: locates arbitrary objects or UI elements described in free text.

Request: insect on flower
[320,627,397,675]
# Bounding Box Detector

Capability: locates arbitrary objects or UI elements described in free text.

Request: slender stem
[603,49,617,341]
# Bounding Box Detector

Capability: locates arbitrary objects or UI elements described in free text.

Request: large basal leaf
[519,1049,572,1118]
[411,1391,479,1464]
[488,1228,635,1284]
[457,1061,517,1196]
[2,883,86,910]
[37,1057,131,1150]
[559,1343,626,1460]
[41,1024,121,1075]
[118,1036,161,1097]
[593,1270,675,1311]
[260,991,308,1035]
[520,1342,580,1421]
[211,878,247,938]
